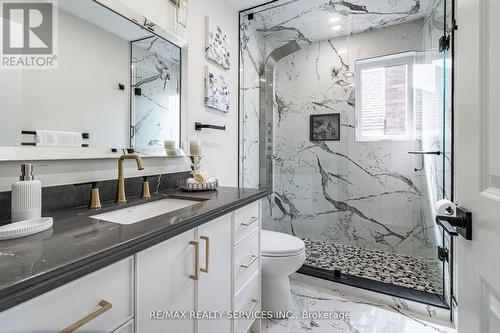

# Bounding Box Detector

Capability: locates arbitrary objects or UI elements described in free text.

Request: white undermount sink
[91,198,200,225]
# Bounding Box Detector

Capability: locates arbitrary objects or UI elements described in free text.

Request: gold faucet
[116,154,144,204]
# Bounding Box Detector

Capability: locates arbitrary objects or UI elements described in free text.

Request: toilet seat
[261,230,305,257]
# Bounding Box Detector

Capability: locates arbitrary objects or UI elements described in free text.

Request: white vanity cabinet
[135,202,262,333]
[0,199,262,333]
[135,214,233,333]
[197,215,233,333]
[135,228,197,333]
[0,257,134,333]
[233,201,262,333]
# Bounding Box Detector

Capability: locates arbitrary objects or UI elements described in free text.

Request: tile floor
[304,239,443,294]
[262,277,456,333]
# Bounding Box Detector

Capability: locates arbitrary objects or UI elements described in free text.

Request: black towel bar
[195,122,226,131]
[21,130,89,147]
[22,130,89,138]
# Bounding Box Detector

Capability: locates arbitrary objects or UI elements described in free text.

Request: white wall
[121,0,240,186]
[22,9,130,148]
[0,10,130,148]
[0,0,239,191]
[183,0,239,187]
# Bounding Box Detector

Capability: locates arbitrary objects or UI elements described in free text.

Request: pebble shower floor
[303,239,442,294]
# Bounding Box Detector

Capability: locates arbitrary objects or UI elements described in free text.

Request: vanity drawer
[234,272,261,333]
[234,202,260,245]
[234,230,260,295]
[0,257,134,333]
[113,319,134,333]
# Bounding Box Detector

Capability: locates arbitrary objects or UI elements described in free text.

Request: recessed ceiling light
[331,25,342,31]
[329,16,341,24]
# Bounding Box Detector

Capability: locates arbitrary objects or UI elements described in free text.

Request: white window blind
[355,52,415,141]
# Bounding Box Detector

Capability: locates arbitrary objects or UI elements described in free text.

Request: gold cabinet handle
[189,240,199,280]
[243,299,259,318]
[200,236,210,273]
[240,255,258,268]
[241,217,258,227]
[60,300,112,333]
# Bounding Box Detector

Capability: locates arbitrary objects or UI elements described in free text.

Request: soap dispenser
[11,164,42,222]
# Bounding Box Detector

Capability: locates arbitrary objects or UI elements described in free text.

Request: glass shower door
[239,0,454,308]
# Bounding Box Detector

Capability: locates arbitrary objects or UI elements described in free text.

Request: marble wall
[269,22,441,259]
[240,16,265,188]
[239,0,452,262]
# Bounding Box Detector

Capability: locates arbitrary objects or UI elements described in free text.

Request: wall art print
[205,65,230,112]
[310,113,340,141]
[205,17,230,70]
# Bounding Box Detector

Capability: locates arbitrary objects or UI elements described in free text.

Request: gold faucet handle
[89,182,102,210]
[141,176,151,199]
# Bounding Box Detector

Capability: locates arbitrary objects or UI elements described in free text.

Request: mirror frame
[0,0,188,161]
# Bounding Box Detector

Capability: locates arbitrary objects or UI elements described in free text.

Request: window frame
[355,51,416,142]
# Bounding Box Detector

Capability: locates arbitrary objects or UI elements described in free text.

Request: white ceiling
[229,0,271,11]
[243,0,431,50]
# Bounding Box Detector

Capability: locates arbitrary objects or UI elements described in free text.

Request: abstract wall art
[205,17,230,70]
[205,65,230,112]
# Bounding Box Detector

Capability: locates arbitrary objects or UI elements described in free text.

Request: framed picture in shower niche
[205,65,230,113]
[310,113,340,141]
[205,17,230,70]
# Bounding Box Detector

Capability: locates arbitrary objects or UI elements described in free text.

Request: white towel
[36,130,83,147]
[186,178,199,184]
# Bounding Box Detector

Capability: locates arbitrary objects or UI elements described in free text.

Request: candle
[164,140,176,149]
[190,140,201,156]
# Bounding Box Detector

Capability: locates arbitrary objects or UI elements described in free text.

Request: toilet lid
[261,230,305,257]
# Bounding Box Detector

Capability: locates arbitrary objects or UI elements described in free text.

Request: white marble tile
[239,0,452,301]
[268,24,439,259]
[262,279,456,333]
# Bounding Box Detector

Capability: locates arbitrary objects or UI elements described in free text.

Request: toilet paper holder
[435,205,472,240]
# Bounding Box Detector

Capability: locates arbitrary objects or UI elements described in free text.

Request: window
[355,52,415,141]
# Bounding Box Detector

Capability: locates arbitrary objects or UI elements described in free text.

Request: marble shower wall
[269,21,441,259]
[239,0,432,189]
[239,0,452,261]
[240,16,265,188]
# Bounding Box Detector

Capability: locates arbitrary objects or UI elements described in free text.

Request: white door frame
[454,0,500,331]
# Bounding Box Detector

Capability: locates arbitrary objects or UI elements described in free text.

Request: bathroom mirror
[0,0,187,160]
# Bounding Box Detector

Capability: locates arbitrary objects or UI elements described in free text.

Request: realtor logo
[1,0,58,68]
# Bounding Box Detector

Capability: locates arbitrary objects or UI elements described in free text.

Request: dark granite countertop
[0,187,267,312]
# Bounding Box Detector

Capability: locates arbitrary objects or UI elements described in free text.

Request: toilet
[261,230,306,314]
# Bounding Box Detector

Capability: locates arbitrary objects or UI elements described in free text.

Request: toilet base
[261,274,294,317]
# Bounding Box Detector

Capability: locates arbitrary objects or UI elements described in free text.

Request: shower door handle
[408,151,441,155]
[435,217,459,236]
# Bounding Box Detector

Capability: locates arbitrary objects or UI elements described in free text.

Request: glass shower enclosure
[239,0,453,308]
